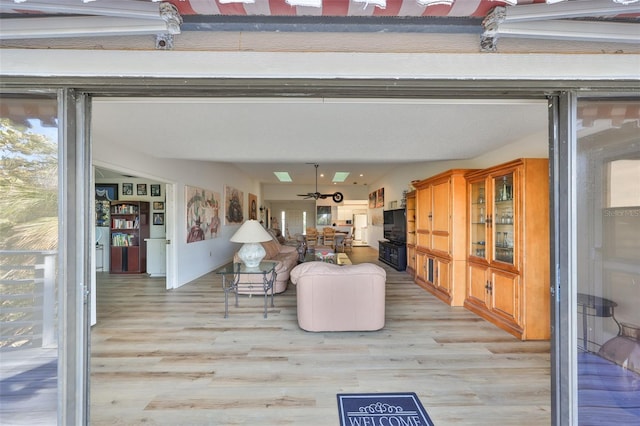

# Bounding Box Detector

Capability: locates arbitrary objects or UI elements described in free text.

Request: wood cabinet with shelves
[413,169,473,306]
[405,191,416,276]
[464,158,549,340]
[110,201,150,274]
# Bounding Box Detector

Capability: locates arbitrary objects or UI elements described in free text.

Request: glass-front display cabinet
[493,173,515,265]
[469,180,487,259]
[469,172,515,266]
[465,158,549,341]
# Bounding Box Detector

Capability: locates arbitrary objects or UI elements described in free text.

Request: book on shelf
[111,232,137,246]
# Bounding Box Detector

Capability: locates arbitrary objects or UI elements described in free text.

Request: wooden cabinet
[405,191,416,276]
[110,201,150,274]
[464,159,550,340]
[413,169,472,306]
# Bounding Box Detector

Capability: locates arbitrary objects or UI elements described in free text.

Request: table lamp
[230,220,273,268]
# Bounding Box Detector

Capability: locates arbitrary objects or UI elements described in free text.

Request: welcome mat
[337,392,434,426]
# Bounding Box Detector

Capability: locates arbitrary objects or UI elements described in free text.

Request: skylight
[274,171,292,182]
[332,172,350,182]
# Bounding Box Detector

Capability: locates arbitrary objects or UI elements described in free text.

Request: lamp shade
[230,220,273,243]
[230,220,273,268]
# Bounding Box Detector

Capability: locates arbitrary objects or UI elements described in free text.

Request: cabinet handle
[485,281,493,293]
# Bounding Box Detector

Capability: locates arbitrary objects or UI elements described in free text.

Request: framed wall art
[150,184,161,197]
[153,213,164,226]
[137,183,147,196]
[376,188,384,208]
[185,185,221,243]
[224,185,244,225]
[248,193,258,220]
[122,183,133,196]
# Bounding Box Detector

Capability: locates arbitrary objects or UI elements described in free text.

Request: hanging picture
[368,190,377,209]
[95,183,118,201]
[150,184,161,197]
[153,213,164,225]
[95,184,118,227]
[376,188,385,208]
[248,193,258,220]
[122,183,133,196]
[185,185,221,243]
[153,201,164,210]
[225,185,244,225]
[137,183,147,196]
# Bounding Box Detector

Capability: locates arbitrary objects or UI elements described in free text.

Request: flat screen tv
[383,208,406,244]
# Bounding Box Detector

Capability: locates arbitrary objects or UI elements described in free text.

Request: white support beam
[504,0,640,22]
[0,16,173,39]
[0,0,164,19]
[496,20,640,43]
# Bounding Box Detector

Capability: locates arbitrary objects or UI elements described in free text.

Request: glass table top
[215,261,277,275]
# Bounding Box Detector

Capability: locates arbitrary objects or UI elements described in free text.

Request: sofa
[290,262,386,332]
[233,229,298,294]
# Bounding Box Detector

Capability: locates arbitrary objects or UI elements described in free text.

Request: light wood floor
[91,247,550,425]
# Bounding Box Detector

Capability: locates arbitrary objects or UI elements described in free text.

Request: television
[383,208,407,244]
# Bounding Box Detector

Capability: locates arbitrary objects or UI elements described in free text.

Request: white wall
[366,130,549,247]
[94,145,261,288]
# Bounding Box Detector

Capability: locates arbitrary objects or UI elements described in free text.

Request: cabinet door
[431,180,450,253]
[467,262,489,309]
[110,247,123,272]
[407,245,416,273]
[415,251,428,284]
[434,257,450,294]
[469,179,488,260]
[416,187,432,248]
[490,269,520,325]
[127,246,140,272]
[492,172,515,266]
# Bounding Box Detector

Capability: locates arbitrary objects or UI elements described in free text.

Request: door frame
[91,160,178,291]
[3,77,638,426]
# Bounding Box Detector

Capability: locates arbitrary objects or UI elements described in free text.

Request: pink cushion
[261,239,280,259]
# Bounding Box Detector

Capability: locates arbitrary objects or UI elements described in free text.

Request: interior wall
[365,130,549,246]
[93,145,261,287]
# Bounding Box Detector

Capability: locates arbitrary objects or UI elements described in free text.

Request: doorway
[91,165,177,320]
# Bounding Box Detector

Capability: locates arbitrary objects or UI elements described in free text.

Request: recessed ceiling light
[274,171,292,182]
[333,172,350,182]
[359,174,364,177]
[320,173,325,178]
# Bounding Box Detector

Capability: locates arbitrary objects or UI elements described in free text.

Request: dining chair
[306,231,318,246]
[334,234,345,252]
[323,228,335,247]
[343,234,353,252]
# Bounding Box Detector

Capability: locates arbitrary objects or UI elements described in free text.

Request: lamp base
[237,242,266,268]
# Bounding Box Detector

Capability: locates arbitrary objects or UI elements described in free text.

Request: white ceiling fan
[297,163,344,203]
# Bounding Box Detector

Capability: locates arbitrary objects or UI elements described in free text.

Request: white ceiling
[92,97,549,185]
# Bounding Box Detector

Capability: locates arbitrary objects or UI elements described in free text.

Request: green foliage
[0,118,58,250]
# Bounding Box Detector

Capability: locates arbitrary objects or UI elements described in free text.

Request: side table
[216,261,277,318]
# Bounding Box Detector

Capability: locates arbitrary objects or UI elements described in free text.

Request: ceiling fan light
[274,171,292,182]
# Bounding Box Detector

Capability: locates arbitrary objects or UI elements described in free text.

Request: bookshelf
[110,201,150,274]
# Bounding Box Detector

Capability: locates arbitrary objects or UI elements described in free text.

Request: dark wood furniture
[110,201,149,274]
